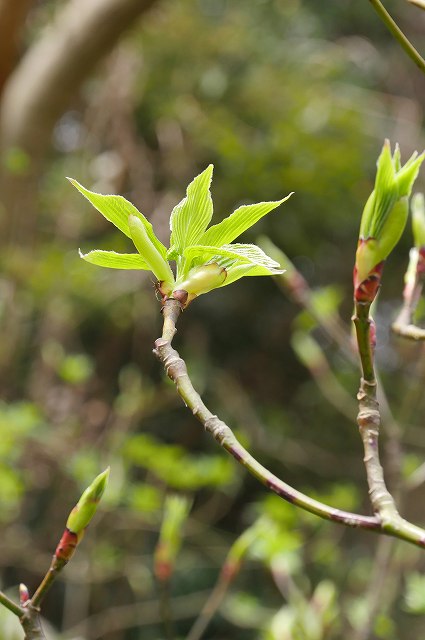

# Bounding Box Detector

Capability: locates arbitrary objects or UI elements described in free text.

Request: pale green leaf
[184,243,282,272]
[69,179,167,259]
[198,194,292,247]
[220,263,280,287]
[79,249,150,270]
[169,165,214,253]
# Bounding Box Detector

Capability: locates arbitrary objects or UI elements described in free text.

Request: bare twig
[368,0,425,74]
[0,590,23,618]
[154,299,425,547]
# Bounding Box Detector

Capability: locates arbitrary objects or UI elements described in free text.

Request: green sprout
[66,467,110,537]
[354,140,424,301]
[70,167,292,307]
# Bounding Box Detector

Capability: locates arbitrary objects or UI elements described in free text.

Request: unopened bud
[354,141,424,302]
[19,584,29,605]
[66,468,109,536]
[172,263,227,307]
[154,495,191,582]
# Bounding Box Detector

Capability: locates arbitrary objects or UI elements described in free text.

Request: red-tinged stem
[154,299,425,547]
[186,567,236,640]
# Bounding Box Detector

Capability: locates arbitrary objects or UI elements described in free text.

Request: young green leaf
[128,215,175,284]
[69,179,168,259]
[79,249,150,270]
[183,243,282,272]
[198,195,292,248]
[169,165,214,253]
[221,263,278,286]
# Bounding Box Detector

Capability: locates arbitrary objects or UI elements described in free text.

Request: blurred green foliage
[1,1,425,639]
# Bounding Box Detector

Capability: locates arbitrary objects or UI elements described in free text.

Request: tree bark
[0,0,33,96]
[0,0,158,243]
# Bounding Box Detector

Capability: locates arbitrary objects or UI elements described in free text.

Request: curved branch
[368,0,425,74]
[154,299,425,547]
[0,0,33,96]
[0,0,157,155]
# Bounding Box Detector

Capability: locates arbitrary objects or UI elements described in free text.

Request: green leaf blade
[198,194,293,247]
[169,165,214,253]
[79,249,150,270]
[184,243,283,274]
[69,179,167,258]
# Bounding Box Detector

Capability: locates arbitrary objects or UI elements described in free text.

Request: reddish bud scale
[418,247,425,276]
[55,528,82,564]
[154,543,172,582]
[220,559,241,583]
[353,261,385,303]
[19,584,30,605]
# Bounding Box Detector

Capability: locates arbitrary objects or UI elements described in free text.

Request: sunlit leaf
[184,242,282,272]
[69,179,167,258]
[79,249,150,270]
[198,194,292,247]
[169,165,214,253]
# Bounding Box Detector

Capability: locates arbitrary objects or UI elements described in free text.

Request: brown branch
[0,0,158,243]
[153,299,425,548]
[0,0,33,96]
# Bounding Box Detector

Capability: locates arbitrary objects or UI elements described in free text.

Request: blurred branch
[392,247,425,340]
[0,0,33,96]
[368,0,425,73]
[0,590,23,618]
[0,0,158,242]
[64,590,212,639]
[407,0,425,9]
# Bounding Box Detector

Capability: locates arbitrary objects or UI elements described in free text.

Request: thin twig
[31,557,67,609]
[392,248,425,339]
[368,0,425,74]
[0,590,23,617]
[353,301,398,522]
[0,586,47,639]
[351,536,397,640]
[154,299,425,547]
[186,573,230,640]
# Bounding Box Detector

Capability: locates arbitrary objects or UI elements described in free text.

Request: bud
[19,584,29,605]
[154,494,191,582]
[66,468,109,536]
[172,263,227,307]
[354,140,425,302]
[128,215,175,288]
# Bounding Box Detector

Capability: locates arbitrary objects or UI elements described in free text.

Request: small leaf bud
[66,468,109,536]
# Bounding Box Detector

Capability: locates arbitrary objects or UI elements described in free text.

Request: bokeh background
[1,1,425,638]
